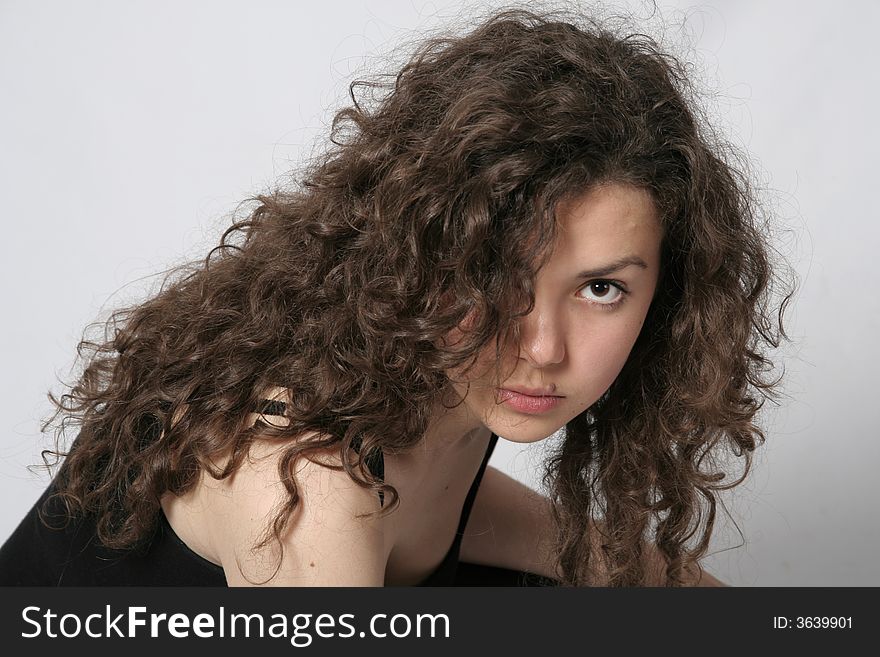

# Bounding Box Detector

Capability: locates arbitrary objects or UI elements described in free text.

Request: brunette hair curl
[42,7,792,586]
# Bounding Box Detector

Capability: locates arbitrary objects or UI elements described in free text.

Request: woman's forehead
[548,184,662,261]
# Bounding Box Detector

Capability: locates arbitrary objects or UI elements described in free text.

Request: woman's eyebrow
[575,255,649,279]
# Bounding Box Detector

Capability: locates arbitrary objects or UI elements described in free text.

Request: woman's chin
[482,413,567,444]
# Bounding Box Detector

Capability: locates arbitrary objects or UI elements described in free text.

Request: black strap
[457,433,498,534]
[257,399,287,417]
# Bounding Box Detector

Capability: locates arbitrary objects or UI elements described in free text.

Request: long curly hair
[42,7,792,586]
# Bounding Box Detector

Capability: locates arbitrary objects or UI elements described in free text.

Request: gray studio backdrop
[1,0,877,586]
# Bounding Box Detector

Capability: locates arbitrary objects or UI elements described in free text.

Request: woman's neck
[417,397,492,456]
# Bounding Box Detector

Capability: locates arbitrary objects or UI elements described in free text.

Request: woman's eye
[577,280,626,306]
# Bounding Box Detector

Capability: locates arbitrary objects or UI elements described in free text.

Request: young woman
[0,8,789,587]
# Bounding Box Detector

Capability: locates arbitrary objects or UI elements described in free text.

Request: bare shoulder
[204,402,388,585]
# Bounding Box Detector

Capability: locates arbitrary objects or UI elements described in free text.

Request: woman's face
[446,183,664,443]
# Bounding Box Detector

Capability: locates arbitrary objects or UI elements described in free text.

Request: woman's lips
[497,388,564,414]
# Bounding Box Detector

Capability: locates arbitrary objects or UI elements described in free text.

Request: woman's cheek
[578,330,639,390]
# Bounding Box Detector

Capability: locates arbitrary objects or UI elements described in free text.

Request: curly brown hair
[42,7,792,586]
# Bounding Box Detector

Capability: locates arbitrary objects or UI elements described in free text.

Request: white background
[1,0,878,586]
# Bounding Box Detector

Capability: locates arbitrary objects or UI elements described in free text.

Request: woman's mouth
[496,388,564,414]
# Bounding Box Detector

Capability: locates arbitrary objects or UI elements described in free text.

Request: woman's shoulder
[211,430,387,585]
[171,388,387,586]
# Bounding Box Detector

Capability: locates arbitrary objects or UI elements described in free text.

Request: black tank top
[0,419,499,586]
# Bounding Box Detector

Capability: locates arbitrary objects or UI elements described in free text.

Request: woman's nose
[517,308,565,367]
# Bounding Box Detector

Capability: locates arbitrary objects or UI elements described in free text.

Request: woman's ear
[436,307,477,350]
